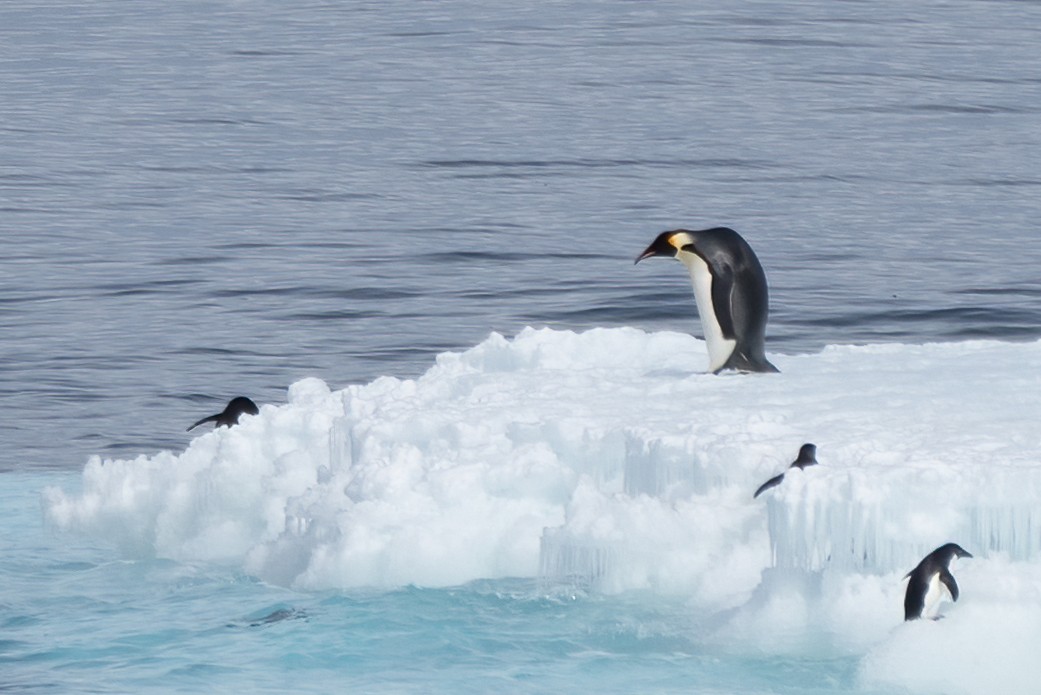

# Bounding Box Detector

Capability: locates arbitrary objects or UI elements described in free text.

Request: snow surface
[44,327,1041,694]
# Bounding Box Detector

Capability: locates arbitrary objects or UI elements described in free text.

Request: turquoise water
[5,473,864,694]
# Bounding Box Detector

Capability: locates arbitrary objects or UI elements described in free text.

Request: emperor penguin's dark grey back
[691,228,776,373]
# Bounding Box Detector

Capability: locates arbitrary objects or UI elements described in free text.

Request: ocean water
[4,467,857,694]
[4,0,1041,692]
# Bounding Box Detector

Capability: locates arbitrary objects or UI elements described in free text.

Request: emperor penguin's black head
[634,230,695,264]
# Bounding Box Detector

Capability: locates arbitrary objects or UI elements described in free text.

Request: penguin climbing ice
[753,443,818,498]
[636,227,778,373]
[903,542,973,621]
[187,396,259,432]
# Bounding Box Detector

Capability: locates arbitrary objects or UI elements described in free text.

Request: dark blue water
[3,0,1041,472]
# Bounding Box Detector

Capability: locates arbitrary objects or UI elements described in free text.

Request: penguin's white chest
[923,573,946,618]
[677,251,736,372]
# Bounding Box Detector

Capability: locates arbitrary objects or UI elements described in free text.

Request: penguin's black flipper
[753,473,785,499]
[940,569,960,602]
[709,264,736,340]
[187,414,220,432]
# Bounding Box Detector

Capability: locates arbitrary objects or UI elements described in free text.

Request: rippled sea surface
[3,0,1041,473]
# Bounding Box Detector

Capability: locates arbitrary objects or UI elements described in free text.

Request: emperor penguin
[635,227,778,373]
[903,543,973,621]
[187,396,259,432]
[753,443,818,498]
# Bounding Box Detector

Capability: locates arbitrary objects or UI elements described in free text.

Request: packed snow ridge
[44,327,1041,596]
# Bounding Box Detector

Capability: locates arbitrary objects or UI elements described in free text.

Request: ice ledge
[766,466,1041,573]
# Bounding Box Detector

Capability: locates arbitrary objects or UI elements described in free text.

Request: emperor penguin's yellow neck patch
[668,232,695,250]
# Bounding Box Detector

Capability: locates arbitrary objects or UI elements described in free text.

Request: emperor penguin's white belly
[678,251,736,372]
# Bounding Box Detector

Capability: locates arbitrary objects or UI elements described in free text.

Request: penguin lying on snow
[187,396,259,432]
[753,443,818,498]
[635,227,778,374]
[904,543,973,621]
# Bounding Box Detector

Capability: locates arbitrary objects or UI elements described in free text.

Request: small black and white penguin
[753,443,818,498]
[635,227,778,373]
[187,396,259,432]
[903,542,973,621]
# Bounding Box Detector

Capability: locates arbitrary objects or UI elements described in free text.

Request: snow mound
[43,327,1041,692]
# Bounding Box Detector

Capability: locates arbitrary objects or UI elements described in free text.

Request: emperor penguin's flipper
[709,265,736,339]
